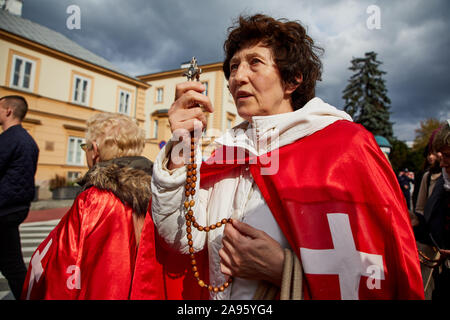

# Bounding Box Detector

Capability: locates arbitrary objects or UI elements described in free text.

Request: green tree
[412,118,444,151]
[342,51,394,140]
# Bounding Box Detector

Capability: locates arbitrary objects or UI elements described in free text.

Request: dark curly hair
[223,14,324,110]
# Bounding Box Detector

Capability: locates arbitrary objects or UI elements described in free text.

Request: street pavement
[0,201,71,300]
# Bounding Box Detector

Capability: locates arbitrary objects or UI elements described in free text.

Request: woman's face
[427,152,437,165]
[227,42,298,121]
[82,141,99,169]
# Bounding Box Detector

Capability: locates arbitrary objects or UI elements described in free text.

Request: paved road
[0,219,61,300]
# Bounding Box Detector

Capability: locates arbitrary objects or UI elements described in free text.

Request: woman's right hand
[167,81,213,169]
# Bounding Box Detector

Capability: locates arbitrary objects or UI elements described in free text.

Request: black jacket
[424,175,450,250]
[0,124,39,216]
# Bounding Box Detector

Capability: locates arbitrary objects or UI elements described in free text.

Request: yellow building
[138,61,242,160]
[0,7,150,199]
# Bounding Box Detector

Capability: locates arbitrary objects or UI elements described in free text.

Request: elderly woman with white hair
[22,112,165,300]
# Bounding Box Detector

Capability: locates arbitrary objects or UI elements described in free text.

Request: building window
[67,136,85,166]
[67,171,81,182]
[10,55,36,91]
[226,112,236,130]
[201,81,209,96]
[72,75,91,105]
[118,90,131,115]
[153,119,158,139]
[156,88,163,103]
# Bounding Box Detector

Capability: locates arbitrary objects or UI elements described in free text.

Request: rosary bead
[192,266,197,272]
[193,164,197,169]
[224,282,229,288]
[192,169,197,175]
[191,259,196,266]
[194,272,200,278]
[185,190,191,197]
[187,171,192,177]
[213,287,219,293]
[188,240,193,246]
[208,285,213,291]
[184,201,190,209]
[187,234,192,240]
[190,200,195,207]
[210,224,216,230]
[219,286,225,292]
[197,226,203,231]
[191,182,196,189]
[191,189,196,195]
[198,280,205,287]
[186,221,191,227]
[187,177,192,183]
[188,210,194,216]
[204,227,210,232]
[190,158,195,163]
[186,227,191,233]
[192,176,197,182]
[216,222,222,228]
[189,247,194,253]
[187,164,193,170]
[190,254,195,260]
[221,219,228,224]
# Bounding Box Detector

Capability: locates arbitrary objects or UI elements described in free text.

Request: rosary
[182,57,233,293]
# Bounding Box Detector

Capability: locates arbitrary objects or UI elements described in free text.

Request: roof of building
[0,10,139,81]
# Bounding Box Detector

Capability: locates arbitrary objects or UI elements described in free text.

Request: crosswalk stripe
[20,219,60,227]
[2,219,60,300]
[20,233,51,238]
[20,226,55,231]
[21,239,44,244]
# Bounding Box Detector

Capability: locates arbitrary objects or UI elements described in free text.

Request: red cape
[199,120,424,299]
[22,187,151,299]
[22,186,207,300]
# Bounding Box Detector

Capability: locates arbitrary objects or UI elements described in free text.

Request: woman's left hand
[219,219,285,287]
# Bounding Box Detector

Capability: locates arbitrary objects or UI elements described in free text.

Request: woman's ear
[284,74,303,95]
[92,141,100,164]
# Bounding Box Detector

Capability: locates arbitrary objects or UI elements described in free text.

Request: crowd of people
[0,13,448,301]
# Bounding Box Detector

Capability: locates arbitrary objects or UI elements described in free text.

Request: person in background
[423,120,450,300]
[22,112,164,299]
[398,168,414,211]
[0,95,39,300]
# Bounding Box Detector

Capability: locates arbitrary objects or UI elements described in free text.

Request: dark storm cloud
[20,0,450,141]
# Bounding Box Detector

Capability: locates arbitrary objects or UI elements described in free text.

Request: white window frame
[156,88,163,103]
[72,75,91,106]
[118,89,131,115]
[67,136,85,166]
[10,54,36,91]
[153,119,158,139]
[201,81,209,96]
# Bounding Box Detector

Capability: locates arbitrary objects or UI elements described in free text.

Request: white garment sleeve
[151,140,207,254]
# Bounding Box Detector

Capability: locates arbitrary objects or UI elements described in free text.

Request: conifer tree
[342,52,394,140]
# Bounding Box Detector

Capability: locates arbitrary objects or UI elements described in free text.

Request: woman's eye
[230,63,238,71]
[251,58,261,65]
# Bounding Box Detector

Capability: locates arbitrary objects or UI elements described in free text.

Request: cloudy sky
[20,0,450,141]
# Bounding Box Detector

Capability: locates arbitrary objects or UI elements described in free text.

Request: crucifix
[181,57,233,294]
[183,57,202,82]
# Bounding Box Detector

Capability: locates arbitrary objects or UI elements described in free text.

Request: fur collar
[79,156,153,216]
